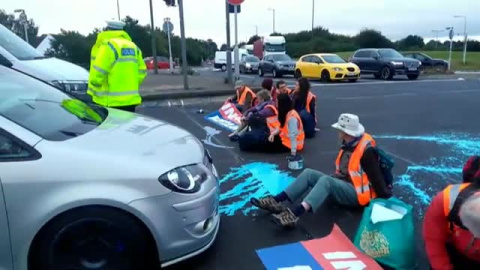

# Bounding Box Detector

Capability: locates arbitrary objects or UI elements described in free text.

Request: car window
[322,55,347,64]
[0,68,108,141]
[301,56,311,62]
[272,54,293,61]
[0,24,43,60]
[370,51,381,58]
[245,56,259,62]
[353,51,368,58]
[311,56,324,64]
[416,54,426,61]
[0,132,31,160]
[378,49,404,58]
[404,54,413,58]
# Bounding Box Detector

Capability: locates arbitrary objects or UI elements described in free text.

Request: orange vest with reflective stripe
[335,133,377,206]
[443,183,471,217]
[265,105,280,133]
[279,110,305,151]
[237,87,256,106]
[305,92,316,114]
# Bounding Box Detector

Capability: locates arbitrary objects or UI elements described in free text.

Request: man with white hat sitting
[88,20,147,112]
[251,113,392,227]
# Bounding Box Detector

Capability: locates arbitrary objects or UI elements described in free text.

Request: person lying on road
[291,78,317,139]
[227,80,257,113]
[229,90,274,141]
[251,113,392,227]
[423,158,480,270]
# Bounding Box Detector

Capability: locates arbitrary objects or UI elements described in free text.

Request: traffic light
[164,0,176,6]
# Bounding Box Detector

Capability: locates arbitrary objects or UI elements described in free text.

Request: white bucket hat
[331,113,365,137]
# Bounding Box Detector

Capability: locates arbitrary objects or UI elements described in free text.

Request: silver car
[0,66,220,270]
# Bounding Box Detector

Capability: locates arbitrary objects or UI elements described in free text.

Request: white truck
[253,36,286,59]
[214,48,248,71]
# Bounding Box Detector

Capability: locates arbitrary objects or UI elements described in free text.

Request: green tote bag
[353,197,417,270]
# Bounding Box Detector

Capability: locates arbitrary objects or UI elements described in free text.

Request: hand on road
[268,134,275,142]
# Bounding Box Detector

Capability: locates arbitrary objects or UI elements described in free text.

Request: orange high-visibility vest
[237,87,256,106]
[335,133,377,206]
[305,92,316,114]
[443,183,471,216]
[265,105,280,133]
[279,110,305,151]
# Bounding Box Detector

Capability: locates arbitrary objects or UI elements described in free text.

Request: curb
[141,87,263,101]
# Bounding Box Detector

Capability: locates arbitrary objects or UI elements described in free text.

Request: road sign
[163,21,174,33]
[449,29,454,40]
[229,4,241,13]
[228,0,244,5]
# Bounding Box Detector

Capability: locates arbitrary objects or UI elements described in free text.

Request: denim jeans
[284,168,359,212]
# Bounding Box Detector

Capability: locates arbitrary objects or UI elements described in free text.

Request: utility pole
[116,0,121,20]
[14,9,29,44]
[148,0,158,74]
[178,0,189,89]
[268,8,276,33]
[312,0,315,31]
[454,15,467,65]
[225,1,232,84]
[446,27,454,71]
[255,25,258,36]
[165,18,174,73]
[234,5,240,81]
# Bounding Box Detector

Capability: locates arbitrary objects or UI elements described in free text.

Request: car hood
[35,109,205,174]
[327,62,358,67]
[11,57,89,82]
[384,57,418,63]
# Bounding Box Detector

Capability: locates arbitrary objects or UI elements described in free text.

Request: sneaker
[250,196,285,214]
[272,208,299,228]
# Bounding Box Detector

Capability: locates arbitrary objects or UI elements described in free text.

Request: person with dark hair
[291,78,317,138]
[271,80,292,102]
[423,157,480,270]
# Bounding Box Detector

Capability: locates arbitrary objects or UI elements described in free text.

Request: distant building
[36,34,55,55]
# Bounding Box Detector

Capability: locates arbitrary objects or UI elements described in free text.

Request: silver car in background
[0,66,220,270]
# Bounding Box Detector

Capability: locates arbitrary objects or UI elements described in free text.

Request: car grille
[347,67,355,72]
[405,62,418,68]
[335,74,343,78]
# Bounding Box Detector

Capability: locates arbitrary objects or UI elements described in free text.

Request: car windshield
[245,56,259,62]
[378,49,404,58]
[272,54,292,61]
[0,68,108,141]
[265,43,286,52]
[0,24,44,60]
[322,55,347,63]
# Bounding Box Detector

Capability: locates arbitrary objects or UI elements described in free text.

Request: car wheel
[321,70,331,82]
[239,66,244,74]
[258,68,264,77]
[407,74,419,80]
[221,65,227,72]
[294,69,302,78]
[435,64,447,73]
[29,206,158,270]
[273,68,279,78]
[380,66,394,80]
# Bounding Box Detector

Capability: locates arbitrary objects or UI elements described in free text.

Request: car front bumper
[244,65,259,72]
[394,67,420,75]
[128,166,220,267]
[330,70,360,80]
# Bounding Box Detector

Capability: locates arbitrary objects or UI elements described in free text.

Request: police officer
[88,20,147,112]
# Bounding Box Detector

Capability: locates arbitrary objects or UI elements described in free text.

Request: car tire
[407,74,419,80]
[221,65,227,72]
[380,66,394,80]
[295,69,302,79]
[435,64,447,73]
[273,68,279,78]
[239,66,244,74]
[258,68,264,77]
[29,206,159,270]
[321,70,331,82]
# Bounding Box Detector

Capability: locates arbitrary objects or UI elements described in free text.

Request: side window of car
[311,56,323,64]
[0,131,38,162]
[370,51,380,59]
[416,55,425,61]
[354,51,368,58]
[302,56,311,62]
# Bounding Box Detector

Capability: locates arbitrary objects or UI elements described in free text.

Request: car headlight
[51,80,88,93]
[246,63,251,68]
[391,61,404,66]
[159,164,208,193]
[332,67,343,72]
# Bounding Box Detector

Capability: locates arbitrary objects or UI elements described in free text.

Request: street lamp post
[454,15,467,65]
[268,8,275,34]
[446,27,454,71]
[14,9,28,44]
[255,25,258,36]
[116,0,121,20]
[312,0,315,31]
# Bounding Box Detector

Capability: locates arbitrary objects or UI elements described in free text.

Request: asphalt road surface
[138,76,480,270]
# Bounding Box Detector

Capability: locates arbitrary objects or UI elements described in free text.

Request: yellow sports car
[295,53,360,82]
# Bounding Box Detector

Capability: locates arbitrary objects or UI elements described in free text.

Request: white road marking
[335,93,417,100]
[311,78,466,88]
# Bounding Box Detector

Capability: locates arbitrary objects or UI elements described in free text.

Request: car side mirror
[0,54,12,68]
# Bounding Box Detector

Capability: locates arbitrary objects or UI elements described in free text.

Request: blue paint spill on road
[374,133,480,209]
[218,162,295,216]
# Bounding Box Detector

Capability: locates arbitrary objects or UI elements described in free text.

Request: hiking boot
[250,196,285,214]
[272,208,299,228]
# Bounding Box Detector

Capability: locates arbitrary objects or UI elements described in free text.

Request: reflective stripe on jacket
[335,133,377,206]
[265,105,280,133]
[237,87,256,106]
[88,37,147,107]
[279,110,305,151]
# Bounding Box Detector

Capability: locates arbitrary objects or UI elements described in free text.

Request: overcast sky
[3,0,480,46]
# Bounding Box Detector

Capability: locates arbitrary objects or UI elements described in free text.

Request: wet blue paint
[375,134,480,207]
[218,162,295,216]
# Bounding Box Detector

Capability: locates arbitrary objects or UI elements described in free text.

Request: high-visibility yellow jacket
[88,31,147,107]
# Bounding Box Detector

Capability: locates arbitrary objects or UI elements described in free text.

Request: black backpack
[371,146,395,189]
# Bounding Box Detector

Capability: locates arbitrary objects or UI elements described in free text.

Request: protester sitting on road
[250,113,392,227]
[291,78,317,138]
[461,156,480,183]
[272,80,292,102]
[423,161,480,270]
[229,90,274,141]
[228,80,257,112]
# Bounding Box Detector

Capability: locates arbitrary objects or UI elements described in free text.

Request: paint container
[288,155,304,171]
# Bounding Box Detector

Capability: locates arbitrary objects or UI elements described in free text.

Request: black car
[403,52,448,72]
[239,55,260,74]
[350,48,421,80]
[258,54,296,78]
